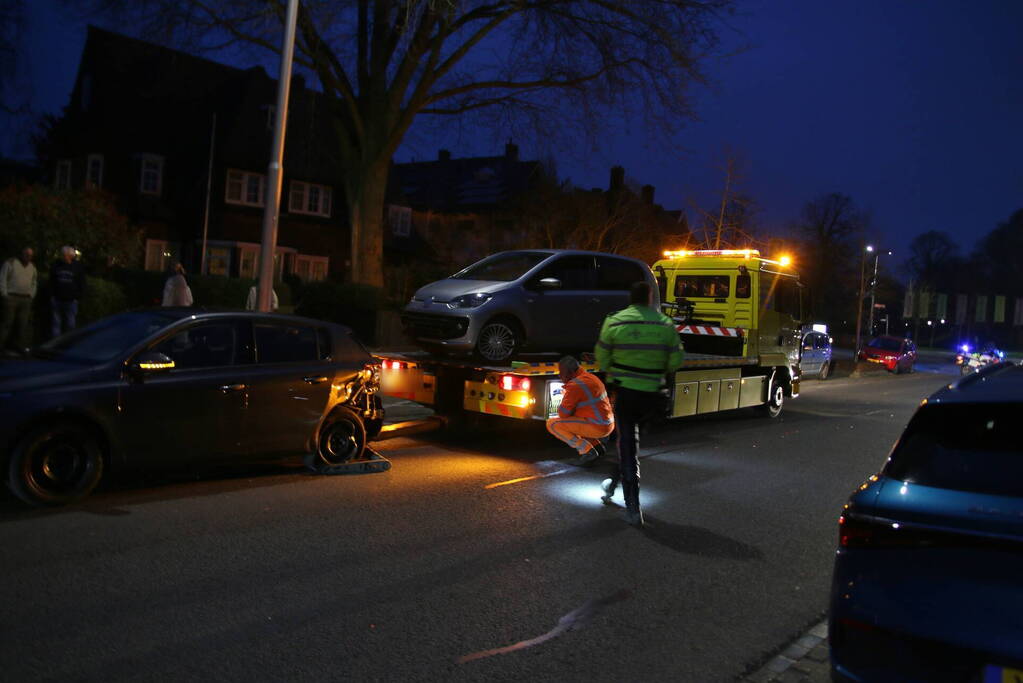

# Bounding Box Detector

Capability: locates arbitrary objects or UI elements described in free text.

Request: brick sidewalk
[741,621,831,683]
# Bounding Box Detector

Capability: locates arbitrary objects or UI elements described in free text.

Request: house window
[226,169,266,207]
[86,154,103,189]
[140,155,164,195]
[289,180,332,217]
[206,246,232,276]
[388,205,412,237]
[293,255,329,282]
[239,247,260,279]
[55,160,72,190]
[144,239,178,272]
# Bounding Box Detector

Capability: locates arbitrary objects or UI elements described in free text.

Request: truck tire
[759,381,784,418]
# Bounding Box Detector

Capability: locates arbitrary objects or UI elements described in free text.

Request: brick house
[43,26,345,282]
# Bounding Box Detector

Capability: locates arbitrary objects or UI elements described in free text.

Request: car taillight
[839,514,1020,550]
[385,360,407,371]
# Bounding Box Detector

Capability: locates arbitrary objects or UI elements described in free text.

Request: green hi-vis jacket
[595,305,684,392]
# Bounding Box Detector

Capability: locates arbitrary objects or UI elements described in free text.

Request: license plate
[546,380,565,419]
[983,664,1023,682]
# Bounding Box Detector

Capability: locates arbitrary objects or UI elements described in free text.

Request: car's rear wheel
[475,318,521,362]
[7,422,104,506]
[818,361,831,380]
[307,407,367,472]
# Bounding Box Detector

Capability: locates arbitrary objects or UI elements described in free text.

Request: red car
[858,335,917,373]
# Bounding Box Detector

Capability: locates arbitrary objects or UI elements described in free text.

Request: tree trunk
[346,159,388,288]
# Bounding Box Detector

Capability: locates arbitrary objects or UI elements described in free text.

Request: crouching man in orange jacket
[545,356,614,466]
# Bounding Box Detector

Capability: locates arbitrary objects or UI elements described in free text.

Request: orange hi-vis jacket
[558,370,614,426]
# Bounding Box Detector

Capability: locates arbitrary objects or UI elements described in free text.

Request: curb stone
[739,619,830,683]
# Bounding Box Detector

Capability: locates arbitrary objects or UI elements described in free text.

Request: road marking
[457,589,632,663]
[484,469,574,489]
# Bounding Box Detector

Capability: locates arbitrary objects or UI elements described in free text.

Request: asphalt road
[0,366,958,682]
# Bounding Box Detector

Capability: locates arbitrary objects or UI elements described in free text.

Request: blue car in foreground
[829,363,1023,682]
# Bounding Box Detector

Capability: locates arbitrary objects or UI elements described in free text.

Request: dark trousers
[0,294,33,351]
[51,298,78,338]
[609,386,663,510]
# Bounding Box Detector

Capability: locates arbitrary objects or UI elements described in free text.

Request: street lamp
[866,249,892,343]
[854,245,874,359]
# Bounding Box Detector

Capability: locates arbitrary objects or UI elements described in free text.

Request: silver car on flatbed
[401,250,659,362]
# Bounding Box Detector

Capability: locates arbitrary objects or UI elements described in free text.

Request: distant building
[41,26,344,281]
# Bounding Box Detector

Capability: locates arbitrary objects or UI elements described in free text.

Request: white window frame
[388,204,412,237]
[55,160,72,190]
[86,154,104,189]
[293,254,329,282]
[289,180,332,217]
[140,154,164,195]
[238,246,260,279]
[144,239,173,272]
[226,169,267,207]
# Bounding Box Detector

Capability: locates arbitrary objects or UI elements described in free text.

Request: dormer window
[289,180,332,217]
[226,169,266,207]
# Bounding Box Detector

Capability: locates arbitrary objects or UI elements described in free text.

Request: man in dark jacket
[50,246,85,338]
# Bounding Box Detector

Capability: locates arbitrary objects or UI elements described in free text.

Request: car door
[801,333,821,374]
[245,321,334,455]
[120,318,253,465]
[524,255,599,349]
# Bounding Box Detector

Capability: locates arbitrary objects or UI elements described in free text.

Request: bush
[31,273,128,345]
[295,281,382,343]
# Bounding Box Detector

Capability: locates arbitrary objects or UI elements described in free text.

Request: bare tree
[904,230,960,290]
[687,152,759,250]
[68,0,732,286]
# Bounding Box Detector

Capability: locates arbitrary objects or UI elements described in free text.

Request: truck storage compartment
[673,381,699,417]
[738,375,765,408]
[697,380,720,413]
[719,377,741,411]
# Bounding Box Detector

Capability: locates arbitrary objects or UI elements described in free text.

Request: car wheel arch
[8,410,114,471]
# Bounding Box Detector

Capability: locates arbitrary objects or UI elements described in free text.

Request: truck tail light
[499,375,531,391]
[386,360,407,371]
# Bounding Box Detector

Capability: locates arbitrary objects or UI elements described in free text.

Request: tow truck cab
[652,248,805,382]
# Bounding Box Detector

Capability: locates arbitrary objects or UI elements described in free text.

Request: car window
[152,321,244,370]
[773,278,801,320]
[255,323,320,364]
[37,311,180,363]
[869,337,902,352]
[675,275,730,298]
[735,273,751,298]
[596,256,646,291]
[886,403,1023,497]
[532,255,595,290]
[317,328,332,361]
[815,335,829,350]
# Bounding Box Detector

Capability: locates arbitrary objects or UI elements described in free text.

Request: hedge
[108,268,292,310]
[294,280,383,343]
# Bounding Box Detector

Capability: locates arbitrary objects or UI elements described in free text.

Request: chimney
[609,166,625,192]
[505,142,519,161]
[641,184,655,204]
[438,149,451,162]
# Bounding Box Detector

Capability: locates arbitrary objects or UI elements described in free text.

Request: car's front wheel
[306,407,367,472]
[475,318,521,362]
[7,422,104,506]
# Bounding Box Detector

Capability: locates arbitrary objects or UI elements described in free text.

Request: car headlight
[447,293,492,309]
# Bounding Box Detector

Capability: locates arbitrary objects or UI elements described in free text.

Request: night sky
[13,0,1023,269]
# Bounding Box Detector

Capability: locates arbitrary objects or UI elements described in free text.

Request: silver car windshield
[451,251,551,281]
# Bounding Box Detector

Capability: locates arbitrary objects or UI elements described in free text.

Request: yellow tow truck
[379,249,805,422]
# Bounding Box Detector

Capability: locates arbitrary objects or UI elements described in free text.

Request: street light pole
[256,0,299,312]
[865,250,891,341]
[854,245,873,359]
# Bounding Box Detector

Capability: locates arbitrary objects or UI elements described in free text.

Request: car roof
[493,249,649,263]
[930,363,1023,405]
[132,308,352,332]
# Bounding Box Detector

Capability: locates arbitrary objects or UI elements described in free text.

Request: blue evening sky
[14,0,1023,263]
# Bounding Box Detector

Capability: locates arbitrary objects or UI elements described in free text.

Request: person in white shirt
[246,284,278,311]
[161,263,193,307]
[0,247,38,354]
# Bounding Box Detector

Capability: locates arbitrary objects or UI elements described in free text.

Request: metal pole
[257,0,299,312]
[200,112,216,276]
[866,252,879,340]
[854,247,868,359]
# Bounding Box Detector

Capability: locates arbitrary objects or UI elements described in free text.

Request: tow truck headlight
[447,293,492,309]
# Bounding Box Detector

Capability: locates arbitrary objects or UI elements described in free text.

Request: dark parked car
[402,250,659,362]
[858,335,916,373]
[829,362,1023,682]
[0,310,383,506]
